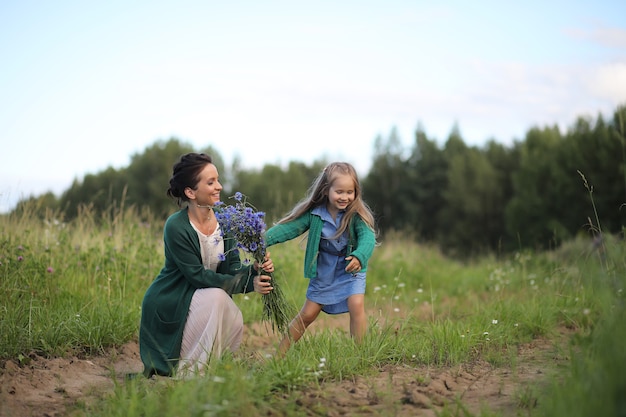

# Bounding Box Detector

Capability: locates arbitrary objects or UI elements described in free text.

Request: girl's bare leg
[347,294,366,343]
[277,299,322,356]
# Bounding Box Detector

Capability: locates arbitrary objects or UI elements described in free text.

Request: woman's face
[191,163,222,207]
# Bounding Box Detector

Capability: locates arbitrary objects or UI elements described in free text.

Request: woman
[139,153,274,377]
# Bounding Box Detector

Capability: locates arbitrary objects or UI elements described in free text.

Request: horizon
[2,0,625,213]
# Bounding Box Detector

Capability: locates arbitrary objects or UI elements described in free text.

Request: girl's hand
[345,256,362,274]
[254,250,275,273]
[254,274,273,295]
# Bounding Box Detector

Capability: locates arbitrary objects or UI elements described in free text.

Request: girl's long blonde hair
[276,162,376,239]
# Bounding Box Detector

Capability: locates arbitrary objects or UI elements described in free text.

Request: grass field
[1,203,624,416]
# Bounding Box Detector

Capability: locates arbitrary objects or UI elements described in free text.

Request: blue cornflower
[214,191,295,334]
[215,192,270,263]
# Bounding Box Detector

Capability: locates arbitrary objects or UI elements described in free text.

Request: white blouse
[190,221,224,272]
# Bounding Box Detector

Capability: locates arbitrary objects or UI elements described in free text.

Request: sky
[1,0,626,213]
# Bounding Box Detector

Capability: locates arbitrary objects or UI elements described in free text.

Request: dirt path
[0,315,565,417]
[282,340,560,417]
[0,342,143,417]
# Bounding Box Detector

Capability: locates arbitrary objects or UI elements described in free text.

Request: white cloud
[588,62,626,103]
[590,27,626,49]
[566,25,626,49]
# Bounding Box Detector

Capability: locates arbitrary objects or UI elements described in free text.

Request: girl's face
[188,163,222,207]
[327,173,355,215]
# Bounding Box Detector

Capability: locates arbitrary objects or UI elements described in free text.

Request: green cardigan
[139,208,254,377]
[265,209,376,278]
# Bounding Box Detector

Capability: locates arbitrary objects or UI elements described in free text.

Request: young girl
[265,162,377,355]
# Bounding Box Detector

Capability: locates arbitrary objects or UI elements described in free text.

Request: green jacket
[139,208,254,377]
[265,209,376,278]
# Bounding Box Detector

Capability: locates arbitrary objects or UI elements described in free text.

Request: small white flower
[373,286,381,292]
[212,376,226,383]
[514,323,519,327]
[393,307,400,313]
[492,319,498,325]
[398,283,405,288]
[318,362,325,368]
[461,334,465,338]
[394,295,400,300]
[319,357,326,362]
[417,288,424,293]
[243,295,250,300]
[483,332,489,336]
[583,308,591,315]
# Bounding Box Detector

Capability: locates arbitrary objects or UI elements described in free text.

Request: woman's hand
[254,274,273,295]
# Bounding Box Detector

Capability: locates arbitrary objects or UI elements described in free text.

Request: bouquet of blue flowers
[215,192,294,334]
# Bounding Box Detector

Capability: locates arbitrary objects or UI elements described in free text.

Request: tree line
[13,105,626,258]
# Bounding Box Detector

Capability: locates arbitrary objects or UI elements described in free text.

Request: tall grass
[1,199,624,416]
[0,202,160,357]
[534,172,626,417]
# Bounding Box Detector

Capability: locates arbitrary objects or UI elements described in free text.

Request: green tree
[436,126,505,257]
[362,128,408,235]
[125,138,203,219]
[56,138,223,220]
[483,140,520,252]
[613,104,626,207]
[12,191,61,219]
[565,111,626,236]
[405,126,447,241]
[435,126,465,253]
[505,125,566,249]
[230,160,326,224]
[59,166,129,220]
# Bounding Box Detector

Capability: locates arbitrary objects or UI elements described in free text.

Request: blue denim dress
[308,206,366,314]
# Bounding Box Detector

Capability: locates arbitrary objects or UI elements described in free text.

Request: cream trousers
[178,288,243,376]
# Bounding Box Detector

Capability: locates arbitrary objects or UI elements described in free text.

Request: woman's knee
[193,288,242,323]
[194,288,231,308]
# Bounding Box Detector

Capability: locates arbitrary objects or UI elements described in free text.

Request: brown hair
[166,153,213,206]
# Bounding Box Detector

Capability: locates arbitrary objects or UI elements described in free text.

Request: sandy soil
[0,313,566,417]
